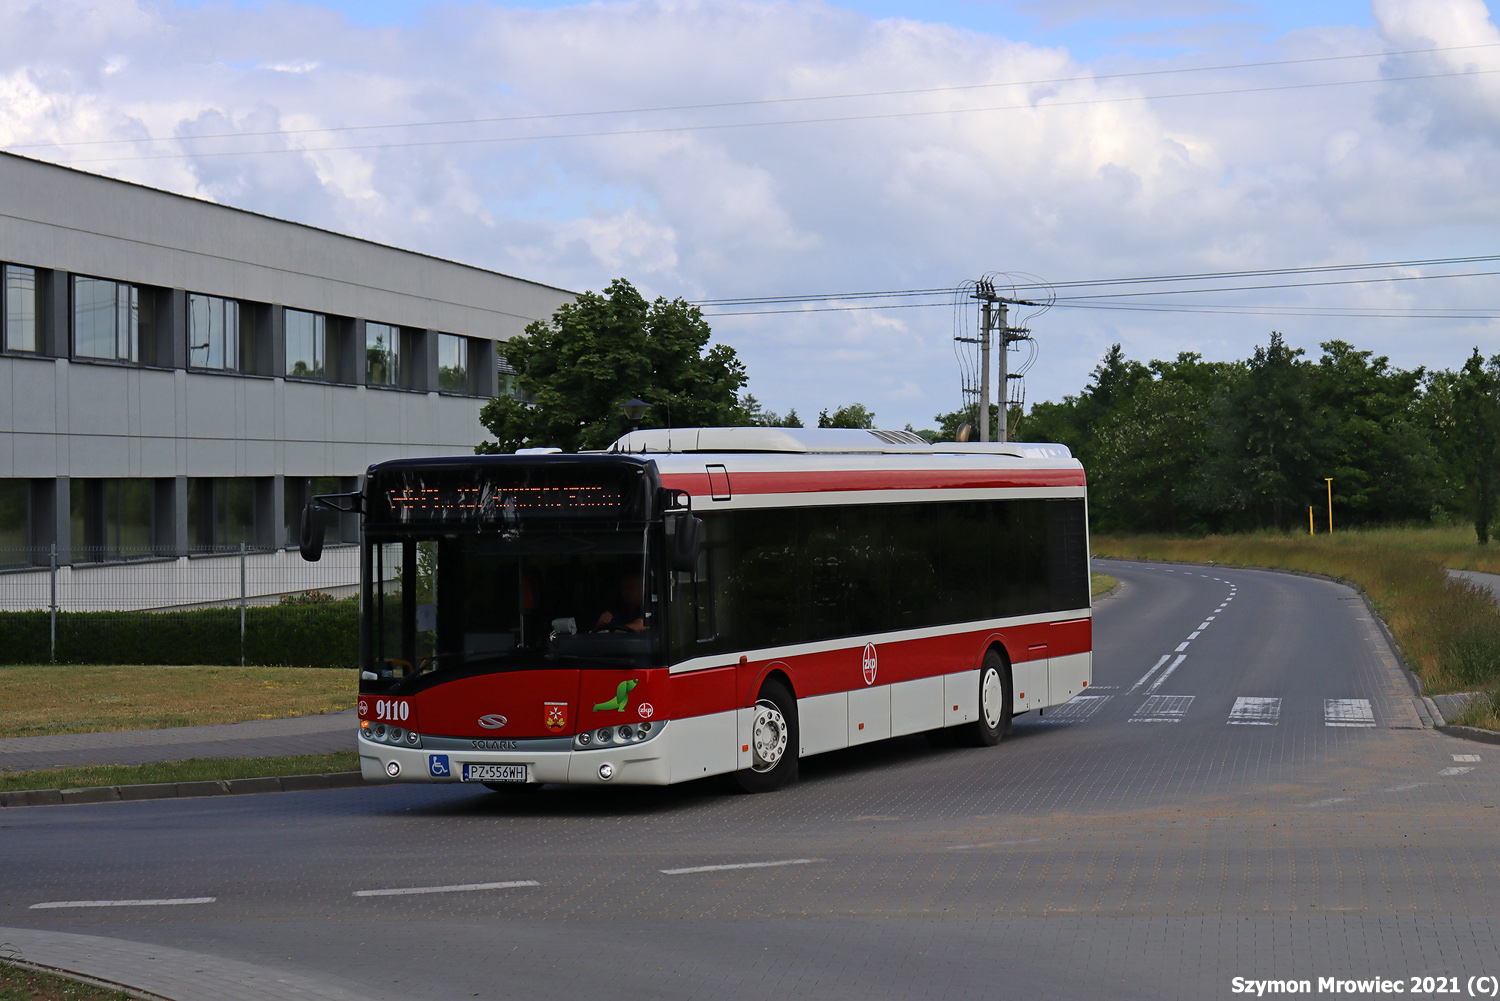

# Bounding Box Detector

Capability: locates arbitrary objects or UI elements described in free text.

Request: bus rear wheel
[959,649,1012,747]
[734,678,799,793]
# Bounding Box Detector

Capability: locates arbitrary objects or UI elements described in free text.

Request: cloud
[1,0,1498,429]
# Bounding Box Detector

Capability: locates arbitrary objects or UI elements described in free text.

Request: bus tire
[960,648,1012,747]
[734,678,799,793]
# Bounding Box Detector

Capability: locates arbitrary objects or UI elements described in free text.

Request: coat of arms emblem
[544,702,568,732]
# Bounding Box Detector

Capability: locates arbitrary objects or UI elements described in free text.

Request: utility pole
[968,280,1036,442]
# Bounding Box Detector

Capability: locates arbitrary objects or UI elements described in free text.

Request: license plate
[462,763,528,783]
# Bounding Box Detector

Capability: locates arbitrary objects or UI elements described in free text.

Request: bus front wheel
[734,679,799,793]
[960,649,1012,747]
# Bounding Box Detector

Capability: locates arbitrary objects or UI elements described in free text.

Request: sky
[4,0,1500,431]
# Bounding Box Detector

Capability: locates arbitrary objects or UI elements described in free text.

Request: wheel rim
[750,699,789,773]
[980,667,1004,729]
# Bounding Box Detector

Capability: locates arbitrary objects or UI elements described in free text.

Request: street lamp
[619,398,650,432]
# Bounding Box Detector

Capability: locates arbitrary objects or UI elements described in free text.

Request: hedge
[0,599,358,668]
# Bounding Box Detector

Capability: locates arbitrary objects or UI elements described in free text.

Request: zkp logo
[862,643,878,686]
[477,714,508,729]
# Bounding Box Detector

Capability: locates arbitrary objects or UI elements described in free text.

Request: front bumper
[357,721,673,786]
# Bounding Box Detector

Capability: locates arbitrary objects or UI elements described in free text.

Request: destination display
[365,462,650,525]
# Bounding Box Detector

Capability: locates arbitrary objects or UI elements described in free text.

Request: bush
[0,598,358,668]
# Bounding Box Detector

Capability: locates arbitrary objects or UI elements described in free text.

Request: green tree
[1311,340,1434,524]
[1198,332,1331,530]
[818,403,876,429]
[477,279,747,453]
[1091,380,1210,533]
[740,394,803,427]
[1432,349,1500,543]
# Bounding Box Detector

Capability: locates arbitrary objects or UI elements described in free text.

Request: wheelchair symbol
[428,754,451,778]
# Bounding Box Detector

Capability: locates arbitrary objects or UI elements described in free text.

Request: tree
[818,403,876,429]
[1091,379,1210,533]
[477,279,747,453]
[1197,332,1331,530]
[740,394,804,427]
[1435,349,1500,543]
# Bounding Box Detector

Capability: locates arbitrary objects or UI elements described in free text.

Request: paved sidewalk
[0,711,355,773]
[0,926,387,1001]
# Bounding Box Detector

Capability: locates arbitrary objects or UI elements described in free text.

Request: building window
[69,478,154,560]
[4,265,38,353]
[285,309,326,379]
[497,354,526,400]
[366,322,401,386]
[188,478,256,552]
[437,333,469,393]
[0,479,28,561]
[73,276,141,362]
[284,476,346,547]
[189,294,241,371]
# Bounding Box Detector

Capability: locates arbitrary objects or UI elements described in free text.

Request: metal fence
[0,545,361,666]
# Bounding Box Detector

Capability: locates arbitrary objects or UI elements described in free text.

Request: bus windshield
[363,528,656,691]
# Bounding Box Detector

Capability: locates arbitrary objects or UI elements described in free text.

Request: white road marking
[1305,796,1354,807]
[1045,694,1113,722]
[1382,783,1426,793]
[1324,699,1376,727]
[1439,767,1474,777]
[1146,654,1187,695]
[1453,754,1482,762]
[1228,697,1281,725]
[661,858,825,875]
[1131,654,1172,691]
[1174,641,1190,652]
[1199,620,1212,628]
[31,897,215,909]
[1188,631,1201,639]
[354,880,539,897]
[1131,695,1194,723]
[941,838,1045,851]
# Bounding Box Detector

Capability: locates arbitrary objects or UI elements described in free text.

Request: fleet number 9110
[371,699,410,722]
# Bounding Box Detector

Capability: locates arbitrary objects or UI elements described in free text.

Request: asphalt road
[3,561,1497,1001]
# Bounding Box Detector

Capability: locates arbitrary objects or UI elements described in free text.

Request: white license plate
[462,763,528,783]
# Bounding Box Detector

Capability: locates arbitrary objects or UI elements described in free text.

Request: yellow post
[1325,478,1334,533]
[1309,506,1315,536]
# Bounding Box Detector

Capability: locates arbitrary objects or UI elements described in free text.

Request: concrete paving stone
[58,786,119,805]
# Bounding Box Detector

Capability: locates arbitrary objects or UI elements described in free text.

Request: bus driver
[594,572,647,633]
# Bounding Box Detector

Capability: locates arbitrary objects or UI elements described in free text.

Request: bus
[300,426,1092,793]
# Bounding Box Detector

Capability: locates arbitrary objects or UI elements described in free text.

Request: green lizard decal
[593,679,638,713]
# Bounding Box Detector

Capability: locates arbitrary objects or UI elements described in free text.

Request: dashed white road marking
[1187,631,1202,639]
[942,838,1045,851]
[1199,620,1213,628]
[1305,796,1354,807]
[1132,654,1172,692]
[1228,697,1281,725]
[1046,694,1113,722]
[31,897,215,909]
[1174,641,1190,652]
[1324,699,1375,727]
[1131,695,1194,723]
[1145,654,1187,695]
[661,858,825,875]
[1382,783,1426,793]
[1439,767,1475,777]
[1453,754,1482,762]
[354,880,539,897]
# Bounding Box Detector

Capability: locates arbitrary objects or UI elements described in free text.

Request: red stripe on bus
[659,467,1085,497]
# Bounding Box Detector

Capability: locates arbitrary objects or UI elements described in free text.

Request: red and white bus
[304,426,1091,793]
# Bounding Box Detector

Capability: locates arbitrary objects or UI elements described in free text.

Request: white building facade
[0,152,572,593]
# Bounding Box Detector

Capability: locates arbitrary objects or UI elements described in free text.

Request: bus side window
[693,546,715,642]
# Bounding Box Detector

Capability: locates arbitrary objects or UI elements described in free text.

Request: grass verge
[1090,572,1118,597]
[1093,528,1500,715]
[0,665,356,739]
[0,751,360,793]
[0,960,133,1000]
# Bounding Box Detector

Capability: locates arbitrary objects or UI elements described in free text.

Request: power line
[8,40,1494,154]
[38,63,1500,164]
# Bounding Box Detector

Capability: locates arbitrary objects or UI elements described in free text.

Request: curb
[1093,555,1500,747]
[1436,724,1500,746]
[0,771,365,809]
[0,957,169,1001]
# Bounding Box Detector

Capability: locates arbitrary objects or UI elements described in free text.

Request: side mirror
[299,504,327,562]
[670,513,702,573]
